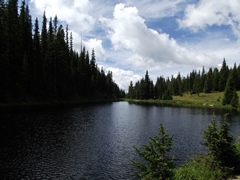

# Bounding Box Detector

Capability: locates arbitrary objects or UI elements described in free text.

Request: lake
[1,102,239,179]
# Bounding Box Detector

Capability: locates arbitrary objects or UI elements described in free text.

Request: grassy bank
[126,91,240,112]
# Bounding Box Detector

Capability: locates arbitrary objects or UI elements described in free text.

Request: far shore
[125,91,240,113]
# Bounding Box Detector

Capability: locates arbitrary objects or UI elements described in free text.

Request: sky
[27,0,240,91]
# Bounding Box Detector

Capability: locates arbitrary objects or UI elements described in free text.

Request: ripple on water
[1,102,239,179]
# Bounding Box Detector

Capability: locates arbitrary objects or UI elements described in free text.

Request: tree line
[0,0,125,103]
[127,59,240,107]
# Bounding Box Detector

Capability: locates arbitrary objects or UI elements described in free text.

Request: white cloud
[71,32,106,60]
[126,0,185,18]
[30,0,107,60]
[28,0,240,90]
[30,0,95,33]
[107,67,142,91]
[184,37,240,68]
[83,38,106,61]
[101,3,216,70]
[178,0,240,38]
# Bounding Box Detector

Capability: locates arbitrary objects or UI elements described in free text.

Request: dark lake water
[1,102,240,179]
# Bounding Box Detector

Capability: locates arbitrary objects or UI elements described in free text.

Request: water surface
[1,102,239,179]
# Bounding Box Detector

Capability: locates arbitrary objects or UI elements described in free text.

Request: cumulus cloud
[101,3,215,70]
[83,38,106,60]
[71,32,106,60]
[30,0,95,33]
[178,0,240,38]
[107,67,142,91]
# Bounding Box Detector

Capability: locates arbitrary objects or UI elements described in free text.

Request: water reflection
[0,102,239,179]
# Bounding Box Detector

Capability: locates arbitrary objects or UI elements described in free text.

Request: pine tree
[144,70,150,99]
[189,70,197,94]
[222,86,233,106]
[128,81,134,99]
[230,89,239,108]
[162,88,173,100]
[176,73,183,96]
[6,0,21,99]
[41,11,47,63]
[212,68,219,91]
[204,67,213,93]
[90,49,96,88]
[219,59,229,92]
[200,66,206,92]
[201,115,238,174]
[32,18,42,97]
[219,115,238,169]
[193,71,201,96]
[222,63,238,106]
[155,76,166,100]
[132,124,176,180]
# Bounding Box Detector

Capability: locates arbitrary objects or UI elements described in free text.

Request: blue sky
[27,0,240,91]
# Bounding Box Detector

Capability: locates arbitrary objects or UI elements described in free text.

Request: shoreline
[0,98,120,110]
[125,99,239,113]
[0,95,239,113]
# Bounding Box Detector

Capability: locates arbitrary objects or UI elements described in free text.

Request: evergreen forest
[1,0,239,108]
[127,59,240,108]
[0,0,125,104]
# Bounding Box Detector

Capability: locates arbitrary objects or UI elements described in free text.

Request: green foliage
[192,71,201,96]
[201,114,238,175]
[175,115,240,180]
[132,124,176,180]
[230,89,239,108]
[204,67,213,93]
[222,63,239,107]
[174,155,225,180]
[219,59,229,92]
[127,59,240,110]
[162,89,173,100]
[132,115,240,180]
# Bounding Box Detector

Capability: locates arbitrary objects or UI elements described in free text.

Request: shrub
[174,154,225,180]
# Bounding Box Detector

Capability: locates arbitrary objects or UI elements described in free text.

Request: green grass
[174,141,240,180]
[174,154,225,180]
[126,91,240,112]
[172,92,224,107]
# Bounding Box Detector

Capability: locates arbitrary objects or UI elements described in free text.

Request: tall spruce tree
[6,0,21,99]
[212,68,219,91]
[222,63,238,106]
[219,59,229,92]
[128,81,134,99]
[201,66,206,92]
[32,18,42,98]
[193,71,201,96]
[230,89,239,108]
[155,76,166,100]
[144,70,150,99]
[41,11,47,64]
[204,68,213,93]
